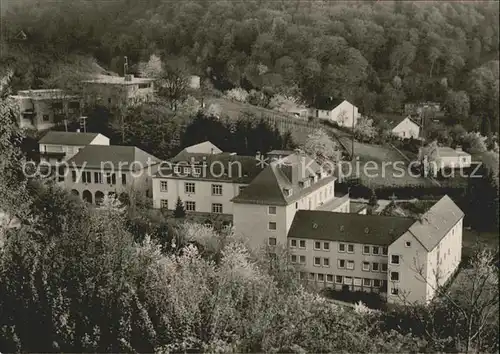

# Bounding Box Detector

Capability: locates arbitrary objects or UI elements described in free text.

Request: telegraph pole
[351,104,355,160]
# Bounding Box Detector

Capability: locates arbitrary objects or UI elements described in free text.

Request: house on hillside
[9,89,83,131]
[152,142,262,216]
[285,195,463,304]
[404,101,444,120]
[63,145,160,205]
[308,98,359,127]
[419,145,472,171]
[38,131,110,165]
[82,74,155,109]
[389,116,421,139]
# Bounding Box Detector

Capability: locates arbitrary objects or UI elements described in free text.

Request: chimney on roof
[455,145,463,152]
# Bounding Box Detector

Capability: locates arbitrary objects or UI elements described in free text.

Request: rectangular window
[354,277,362,286]
[43,114,50,122]
[212,184,223,196]
[212,203,223,214]
[94,172,103,184]
[314,241,321,250]
[174,166,181,175]
[372,263,379,272]
[193,166,201,176]
[309,273,315,281]
[391,272,399,282]
[71,170,77,182]
[381,263,388,272]
[363,278,371,287]
[106,173,115,185]
[347,244,354,253]
[372,246,380,255]
[326,274,333,283]
[160,199,168,209]
[160,181,168,192]
[391,255,400,265]
[82,171,91,183]
[405,241,411,247]
[335,275,343,284]
[344,276,353,285]
[323,242,330,250]
[121,173,127,185]
[317,273,325,282]
[338,243,346,252]
[338,259,346,268]
[347,260,354,270]
[299,240,306,249]
[290,239,297,248]
[183,167,191,175]
[268,237,277,246]
[291,255,297,263]
[268,206,277,214]
[299,272,306,280]
[373,279,381,287]
[363,245,370,254]
[314,257,321,266]
[362,262,370,271]
[323,258,330,267]
[185,182,195,194]
[391,288,399,295]
[185,201,196,211]
[268,222,277,231]
[382,246,388,256]
[299,255,306,264]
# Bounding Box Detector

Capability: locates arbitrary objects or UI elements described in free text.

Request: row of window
[301,273,400,293]
[289,239,389,256]
[290,255,392,273]
[160,181,245,196]
[293,184,334,211]
[299,272,387,288]
[71,171,126,185]
[161,200,224,214]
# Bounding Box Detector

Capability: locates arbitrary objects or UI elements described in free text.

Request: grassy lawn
[336,136,431,187]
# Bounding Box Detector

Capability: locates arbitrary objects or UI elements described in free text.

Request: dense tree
[3,0,498,129]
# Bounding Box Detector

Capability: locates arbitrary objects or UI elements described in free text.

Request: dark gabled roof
[407,195,464,252]
[232,153,335,206]
[39,131,101,146]
[288,211,415,245]
[66,145,160,171]
[314,97,345,111]
[155,153,262,184]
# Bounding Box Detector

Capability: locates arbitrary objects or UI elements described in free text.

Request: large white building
[152,142,262,216]
[285,195,463,304]
[307,98,359,128]
[63,145,160,204]
[232,151,351,250]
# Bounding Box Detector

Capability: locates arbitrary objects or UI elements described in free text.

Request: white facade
[234,178,349,250]
[392,117,420,139]
[152,178,247,214]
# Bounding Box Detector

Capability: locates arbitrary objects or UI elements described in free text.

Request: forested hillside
[1,0,499,132]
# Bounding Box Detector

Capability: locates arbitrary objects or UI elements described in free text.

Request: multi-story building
[9,89,83,131]
[286,195,463,304]
[152,142,262,215]
[232,151,350,250]
[38,131,110,165]
[82,74,155,110]
[63,145,160,204]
